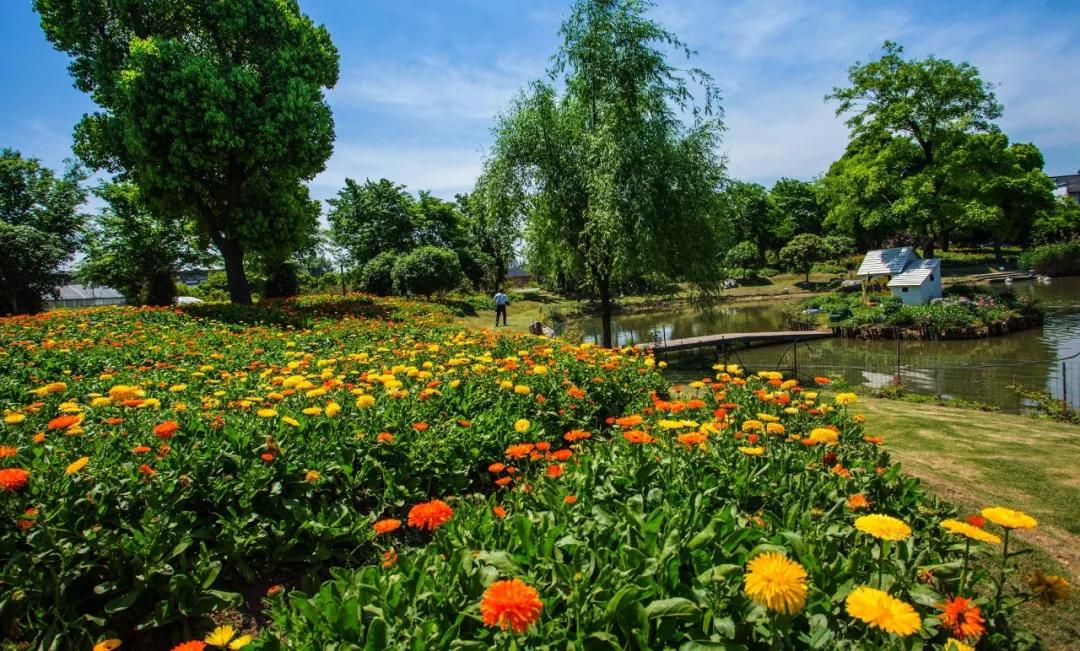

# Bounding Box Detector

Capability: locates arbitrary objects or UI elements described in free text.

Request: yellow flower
[835,392,858,405]
[305,470,321,484]
[324,401,341,418]
[355,394,375,409]
[533,364,548,375]
[766,422,785,435]
[302,407,322,416]
[205,624,252,648]
[1028,571,1070,605]
[738,446,765,456]
[980,506,1037,530]
[93,640,122,651]
[945,638,975,651]
[256,408,278,418]
[514,419,531,433]
[743,552,808,614]
[170,384,187,392]
[854,514,912,541]
[513,384,531,395]
[282,416,300,428]
[939,519,1001,545]
[808,428,839,445]
[65,456,90,475]
[845,586,921,636]
[4,413,26,424]
[742,420,764,432]
[30,381,68,396]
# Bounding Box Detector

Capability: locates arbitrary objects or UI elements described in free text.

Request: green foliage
[357,252,398,296]
[822,235,857,261]
[769,178,825,240]
[779,233,829,281]
[462,161,524,288]
[1018,242,1080,276]
[723,241,760,276]
[329,179,418,267]
[823,41,1041,256]
[78,182,200,306]
[0,148,87,314]
[1031,196,1080,245]
[716,181,775,263]
[489,0,725,346]
[263,261,302,299]
[391,246,463,296]
[34,0,339,304]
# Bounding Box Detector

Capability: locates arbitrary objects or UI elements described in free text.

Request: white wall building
[855,248,942,304]
[887,258,942,305]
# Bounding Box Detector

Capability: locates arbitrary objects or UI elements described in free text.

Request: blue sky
[2,0,1079,205]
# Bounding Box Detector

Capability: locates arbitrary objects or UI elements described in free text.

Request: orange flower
[266,584,283,597]
[941,596,985,641]
[535,442,551,452]
[847,493,870,510]
[407,499,453,530]
[564,429,591,442]
[373,518,402,534]
[548,449,573,461]
[132,445,151,454]
[480,578,543,633]
[0,446,17,458]
[495,476,513,487]
[488,462,506,473]
[505,443,534,459]
[153,420,179,439]
[615,414,643,427]
[814,376,831,385]
[545,464,564,479]
[32,432,45,444]
[563,495,577,505]
[493,505,507,518]
[0,468,30,491]
[965,515,986,529]
[138,463,156,476]
[412,422,429,431]
[863,436,884,445]
[376,432,395,444]
[382,548,398,568]
[622,430,656,444]
[17,507,37,530]
[47,414,80,430]
[676,432,707,448]
[260,452,275,462]
[170,642,206,651]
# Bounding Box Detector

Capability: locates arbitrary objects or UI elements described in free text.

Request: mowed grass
[860,398,1080,649]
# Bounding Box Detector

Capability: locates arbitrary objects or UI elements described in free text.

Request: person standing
[493,289,509,327]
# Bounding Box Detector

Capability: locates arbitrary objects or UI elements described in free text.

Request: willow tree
[489,0,725,347]
[34,0,339,303]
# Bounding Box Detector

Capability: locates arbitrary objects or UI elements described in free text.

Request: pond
[579,276,1080,411]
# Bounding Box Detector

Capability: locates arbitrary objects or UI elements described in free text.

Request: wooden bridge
[636,330,833,355]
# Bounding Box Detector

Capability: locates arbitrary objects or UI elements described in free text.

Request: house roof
[506,264,530,278]
[52,284,124,300]
[856,247,916,277]
[1052,172,1080,194]
[887,259,941,287]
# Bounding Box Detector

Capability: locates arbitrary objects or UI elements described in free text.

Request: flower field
[0,295,1064,649]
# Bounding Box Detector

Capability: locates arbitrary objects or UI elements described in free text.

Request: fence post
[1064,362,1068,405]
[895,331,901,387]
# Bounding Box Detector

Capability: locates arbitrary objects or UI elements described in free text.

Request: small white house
[855,248,942,304]
[887,258,942,304]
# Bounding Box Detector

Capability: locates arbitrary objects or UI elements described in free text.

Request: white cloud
[312,142,485,200]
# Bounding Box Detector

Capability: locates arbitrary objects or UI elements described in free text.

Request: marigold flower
[564,429,591,442]
[1028,571,1070,605]
[153,420,179,439]
[845,586,921,636]
[0,468,30,492]
[355,394,375,408]
[738,446,765,456]
[304,470,320,484]
[138,463,156,476]
[505,443,534,459]
[47,414,81,430]
[854,514,912,541]
[17,506,37,530]
[834,392,858,405]
[814,376,831,385]
[266,584,283,597]
[204,624,252,648]
[615,414,643,427]
[808,427,839,445]
[412,422,429,431]
[493,505,507,518]
[480,578,543,633]
[545,464,563,479]
[256,408,277,418]
[622,430,656,444]
[0,446,16,458]
[940,596,984,641]
[495,476,513,487]
[260,452,274,462]
[373,518,401,534]
[743,552,808,614]
[945,639,975,651]
[382,548,398,568]
[408,499,453,530]
[32,432,45,444]
[564,495,577,504]
[676,432,707,448]
[93,639,122,651]
[170,642,206,651]
[4,413,26,424]
[939,519,1000,544]
[980,506,1037,530]
[514,418,531,433]
[548,449,573,461]
[65,456,90,475]
[488,462,506,473]
[847,493,870,510]
[965,514,986,528]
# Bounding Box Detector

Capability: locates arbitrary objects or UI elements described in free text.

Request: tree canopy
[489,0,725,346]
[34,0,339,304]
[0,149,87,314]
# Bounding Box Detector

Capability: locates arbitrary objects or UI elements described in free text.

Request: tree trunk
[921,236,935,260]
[212,233,252,305]
[993,240,1003,266]
[941,232,951,252]
[598,275,613,348]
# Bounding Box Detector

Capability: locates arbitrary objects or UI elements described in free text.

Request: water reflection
[579,277,1080,410]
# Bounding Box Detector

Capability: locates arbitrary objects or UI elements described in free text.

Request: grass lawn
[860,398,1080,649]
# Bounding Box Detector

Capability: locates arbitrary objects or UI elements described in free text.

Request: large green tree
[0,149,87,314]
[462,160,525,289]
[715,181,776,265]
[34,0,339,304]
[769,177,825,240]
[825,42,1003,258]
[328,178,417,268]
[78,182,202,305]
[489,0,725,346]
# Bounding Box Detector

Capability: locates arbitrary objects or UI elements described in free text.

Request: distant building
[855,248,942,304]
[505,263,532,287]
[1052,170,1080,204]
[177,268,210,286]
[46,284,125,309]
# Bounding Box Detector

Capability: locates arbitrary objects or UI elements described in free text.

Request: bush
[1018,242,1080,277]
[357,252,398,296]
[723,241,759,274]
[391,246,463,296]
[263,262,301,299]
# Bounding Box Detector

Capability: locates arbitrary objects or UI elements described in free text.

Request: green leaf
[644,597,699,619]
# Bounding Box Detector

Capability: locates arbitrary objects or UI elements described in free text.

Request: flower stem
[995,529,1010,611]
[959,538,971,594]
[878,538,885,589]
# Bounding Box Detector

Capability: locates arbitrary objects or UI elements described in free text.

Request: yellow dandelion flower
[324,401,341,418]
[980,506,1037,530]
[835,392,858,405]
[854,514,912,541]
[738,446,765,456]
[939,519,1000,545]
[65,456,90,475]
[743,552,808,614]
[845,586,921,636]
[4,413,26,424]
[256,408,278,418]
[514,419,531,433]
[355,394,375,409]
[282,416,300,428]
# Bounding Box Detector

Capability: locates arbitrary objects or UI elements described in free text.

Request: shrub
[779,233,827,281]
[724,241,760,274]
[391,246,463,296]
[1018,242,1080,277]
[357,252,397,296]
[263,262,301,299]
